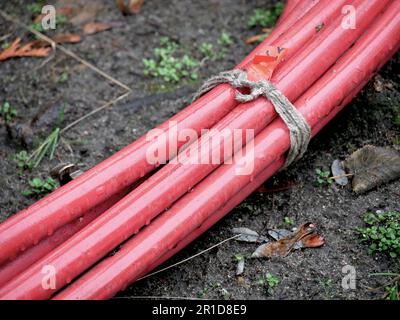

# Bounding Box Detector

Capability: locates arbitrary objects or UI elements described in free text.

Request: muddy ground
[0,0,399,300]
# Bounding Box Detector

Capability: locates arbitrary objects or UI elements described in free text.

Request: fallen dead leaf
[236,259,245,276]
[300,234,325,248]
[30,33,81,48]
[344,145,400,194]
[57,6,75,17]
[52,33,81,44]
[128,0,145,13]
[83,22,112,35]
[331,159,349,186]
[252,222,324,258]
[0,38,50,61]
[232,227,267,243]
[116,0,145,14]
[70,3,104,26]
[51,163,82,186]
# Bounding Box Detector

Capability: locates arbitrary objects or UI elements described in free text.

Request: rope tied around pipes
[193,69,311,168]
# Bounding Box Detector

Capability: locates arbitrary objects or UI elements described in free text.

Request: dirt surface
[0,0,399,300]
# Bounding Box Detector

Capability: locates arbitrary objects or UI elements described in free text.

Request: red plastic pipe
[54,2,400,299]
[0,189,130,288]
[276,0,314,28]
[0,0,325,264]
[0,0,313,282]
[0,0,316,287]
[137,83,366,279]
[0,0,388,300]
[0,1,318,288]
[137,156,286,278]
[142,83,365,280]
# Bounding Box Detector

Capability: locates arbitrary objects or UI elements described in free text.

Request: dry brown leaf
[83,22,112,35]
[331,159,349,186]
[252,222,324,258]
[53,33,81,43]
[116,0,126,14]
[128,0,145,13]
[0,38,50,61]
[300,234,325,248]
[70,3,104,26]
[57,7,75,17]
[344,145,400,194]
[30,34,81,49]
[116,0,144,14]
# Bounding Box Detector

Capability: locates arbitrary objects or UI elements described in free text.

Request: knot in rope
[193,70,311,168]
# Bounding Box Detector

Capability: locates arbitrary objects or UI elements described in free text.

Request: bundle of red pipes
[0,0,399,299]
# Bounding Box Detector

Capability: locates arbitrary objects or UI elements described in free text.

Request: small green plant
[143,37,199,83]
[13,150,33,171]
[248,2,284,28]
[1,42,10,49]
[345,142,357,153]
[370,273,399,300]
[56,15,68,26]
[58,71,69,83]
[197,286,209,299]
[258,272,279,295]
[394,114,400,127]
[0,101,17,123]
[315,168,333,186]
[234,253,245,261]
[219,31,233,47]
[283,216,294,226]
[386,282,400,300]
[319,277,334,299]
[31,21,45,33]
[27,3,44,15]
[356,211,400,258]
[199,42,215,60]
[22,177,57,197]
[27,128,60,168]
[392,103,400,127]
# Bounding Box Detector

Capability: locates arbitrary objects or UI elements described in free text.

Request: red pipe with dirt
[53,1,400,299]
[0,0,325,265]
[0,0,318,285]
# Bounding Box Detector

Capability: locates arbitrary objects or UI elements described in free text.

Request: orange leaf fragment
[252,222,324,258]
[116,0,144,14]
[52,33,81,43]
[29,34,81,49]
[83,22,112,35]
[0,38,50,61]
[128,0,145,13]
[300,234,325,248]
